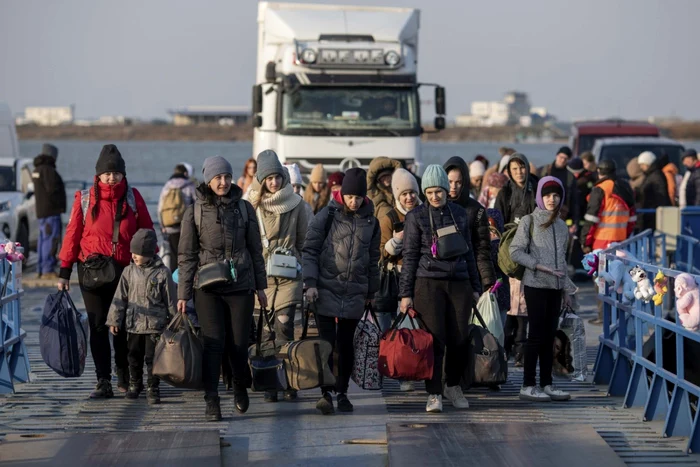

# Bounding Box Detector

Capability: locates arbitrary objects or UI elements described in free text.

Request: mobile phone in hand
[393,221,405,233]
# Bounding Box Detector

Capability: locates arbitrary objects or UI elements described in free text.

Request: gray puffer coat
[302,196,380,320]
[106,257,176,334]
[509,208,576,294]
[177,183,267,300]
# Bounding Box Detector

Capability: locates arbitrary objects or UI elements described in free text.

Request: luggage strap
[471,304,488,329]
[314,342,324,386]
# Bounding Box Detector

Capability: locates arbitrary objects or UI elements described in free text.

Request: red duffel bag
[378,308,434,381]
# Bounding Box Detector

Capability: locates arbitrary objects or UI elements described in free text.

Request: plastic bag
[559,308,588,381]
[471,292,504,347]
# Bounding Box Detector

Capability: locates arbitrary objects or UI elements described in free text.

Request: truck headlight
[301,48,317,64]
[384,51,401,67]
[0,201,11,212]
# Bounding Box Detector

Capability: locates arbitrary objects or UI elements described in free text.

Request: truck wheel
[17,220,29,266]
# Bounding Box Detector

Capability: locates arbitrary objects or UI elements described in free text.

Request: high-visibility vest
[586,179,633,250]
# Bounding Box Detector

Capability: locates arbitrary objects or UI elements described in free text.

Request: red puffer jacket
[59,179,154,277]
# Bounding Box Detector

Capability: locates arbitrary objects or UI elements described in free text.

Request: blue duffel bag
[40,290,89,377]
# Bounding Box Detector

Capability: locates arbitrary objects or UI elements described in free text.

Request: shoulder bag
[194,202,241,290]
[257,208,298,279]
[429,204,469,260]
[81,199,124,290]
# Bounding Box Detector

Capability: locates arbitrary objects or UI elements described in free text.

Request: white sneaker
[519,386,552,402]
[399,381,415,392]
[443,385,469,409]
[543,385,571,401]
[426,394,443,413]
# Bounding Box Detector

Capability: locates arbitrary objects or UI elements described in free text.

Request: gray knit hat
[256,149,284,183]
[202,156,232,184]
[130,228,158,257]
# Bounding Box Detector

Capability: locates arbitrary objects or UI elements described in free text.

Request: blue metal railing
[593,230,700,453]
[0,257,29,394]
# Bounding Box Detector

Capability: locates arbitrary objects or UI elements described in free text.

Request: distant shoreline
[16,122,700,142]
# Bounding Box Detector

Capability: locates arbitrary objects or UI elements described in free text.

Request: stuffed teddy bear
[676,273,700,331]
[629,265,654,302]
[0,242,24,263]
[652,271,669,307]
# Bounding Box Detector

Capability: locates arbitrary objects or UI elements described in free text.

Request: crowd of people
[32,140,698,419]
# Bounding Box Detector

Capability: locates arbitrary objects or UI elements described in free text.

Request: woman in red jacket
[57,144,154,399]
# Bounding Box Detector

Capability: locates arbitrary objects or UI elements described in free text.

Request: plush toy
[629,266,654,302]
[0,242,24,263]
[652,271,669,306]
[599,260,626,293]
[582,251,600,277]
[675,273,700,331]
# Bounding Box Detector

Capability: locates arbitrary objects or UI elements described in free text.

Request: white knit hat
[637,151,656,166]
[469,160,486,177]
[284,163,303,186]
[391,168,420,200]
[498,155,511,173]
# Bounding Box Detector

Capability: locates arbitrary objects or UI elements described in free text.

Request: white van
[0,103,38,262]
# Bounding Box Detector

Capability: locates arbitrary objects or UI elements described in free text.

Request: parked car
[591,137,686,180]
[570,120,660,156]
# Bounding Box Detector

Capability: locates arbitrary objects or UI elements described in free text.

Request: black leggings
[196,289,254,397]
[505,315,528,359]
[78,263,127,381]
[316,314,359,395]
[523,286,562,388]
[127,333,158,387]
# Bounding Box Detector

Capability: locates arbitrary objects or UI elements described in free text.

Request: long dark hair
[91,177,129,221]
[540,205,561,230]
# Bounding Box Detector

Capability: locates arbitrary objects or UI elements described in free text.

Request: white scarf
[395,197,422,215]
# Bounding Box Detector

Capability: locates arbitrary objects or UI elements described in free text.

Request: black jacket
[573,170,597,218]
[494,153,538,225]
[443,156,497,289]
[638,160,672,231]
[32,155,66,218]
[177,183,266,301]
[687,162,700,207]
[399,201,481,299]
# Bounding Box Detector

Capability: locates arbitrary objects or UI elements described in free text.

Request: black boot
[126,379,143,399]
[116,368,129,393]
[264,390,278,403]
[233,386,249,414]
[336,393,354,413]
[316,392,334,415]
[147,383,160,405]
[205,395,222,422]
[90,378,114,399]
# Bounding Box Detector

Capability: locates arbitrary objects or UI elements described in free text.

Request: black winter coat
[177,183,266,300]
[638,161,672,231]
[443,156,497,289]
[32,155,66,218]
[687,163,700,207]
[399,201,481,299]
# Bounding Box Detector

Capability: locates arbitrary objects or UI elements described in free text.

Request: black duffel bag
[248,307,288,392]
[463,305,508,388]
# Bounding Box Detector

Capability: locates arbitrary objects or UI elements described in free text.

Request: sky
[1,0,698,121]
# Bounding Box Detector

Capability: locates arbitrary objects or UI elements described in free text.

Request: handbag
[153,314,203,389]
[81,202,124,290]
[194,207,238,290]
[378,308,434,381]
[429,205,468,260]
[257,208,298,279]
[375,260,399,315]
[463,304,508,388]
[248,306,288,392]
[351,305,383,390]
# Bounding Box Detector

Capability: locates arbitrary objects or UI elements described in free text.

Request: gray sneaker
[543,385,571,401]
[519,385,551,402]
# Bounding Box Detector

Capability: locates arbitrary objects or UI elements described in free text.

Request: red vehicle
[570,120,660,156]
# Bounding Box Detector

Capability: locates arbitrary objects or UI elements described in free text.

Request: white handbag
[258,209,299,279]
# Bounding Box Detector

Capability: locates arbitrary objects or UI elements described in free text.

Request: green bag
[497,214,533,280]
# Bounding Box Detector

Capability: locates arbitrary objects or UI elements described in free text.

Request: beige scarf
[248,181,302,214]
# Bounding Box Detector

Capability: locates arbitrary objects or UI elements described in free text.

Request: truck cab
[253,2,445,176]
[570,120,660,156]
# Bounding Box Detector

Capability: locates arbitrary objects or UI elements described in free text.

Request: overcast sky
[1,0,698,121]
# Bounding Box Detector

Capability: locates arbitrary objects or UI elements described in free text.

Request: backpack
[40,291,89,378]
[80,187,137,224]
[160,187,186,227]
[497,214,533,280]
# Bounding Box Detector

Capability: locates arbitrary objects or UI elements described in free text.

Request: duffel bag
[40,290,89,378]
[378,308,434,381]
[248,306,288,392]
[351,305,383,390]
[277,304,335,391]
[153,314,203,389]
[464,305,508,388]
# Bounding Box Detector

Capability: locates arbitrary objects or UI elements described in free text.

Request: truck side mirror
[434,116,446,131]
[252,115,263,128]
[252,85,263,114]
[265,62,277,83]
[435,86,446,116]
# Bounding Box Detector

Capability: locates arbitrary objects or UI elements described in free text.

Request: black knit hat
[130,229,158,257]
[341,167,367,198]
[39,144,58,159]
[96,144,126,176]
[557,146,573,158]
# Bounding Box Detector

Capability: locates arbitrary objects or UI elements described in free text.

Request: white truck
[253,2,445,176]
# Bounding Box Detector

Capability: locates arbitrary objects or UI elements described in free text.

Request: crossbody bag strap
[446,204,461,232]
[256,207,270,249]
[111,197,125,257]
[428,206,436,237]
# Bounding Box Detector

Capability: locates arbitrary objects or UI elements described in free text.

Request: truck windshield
[600,144,685,179]
[282,87,419,135]
[0,167,15,192]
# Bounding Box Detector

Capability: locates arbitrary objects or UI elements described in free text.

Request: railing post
[0,255,30,394]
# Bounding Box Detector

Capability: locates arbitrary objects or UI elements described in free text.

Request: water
[18,140,580,186]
